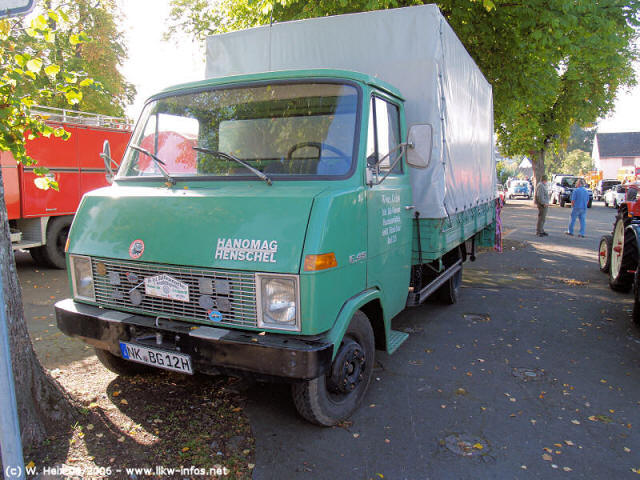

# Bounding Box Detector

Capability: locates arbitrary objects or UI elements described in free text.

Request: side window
[366,96,403,174]
[375,97,402,173]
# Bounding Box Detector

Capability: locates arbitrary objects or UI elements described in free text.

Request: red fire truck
[1,106,132,269]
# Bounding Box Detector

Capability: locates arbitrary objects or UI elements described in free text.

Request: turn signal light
[304,253,338,271]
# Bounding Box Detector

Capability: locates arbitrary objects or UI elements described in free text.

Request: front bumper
[55,299,332,380]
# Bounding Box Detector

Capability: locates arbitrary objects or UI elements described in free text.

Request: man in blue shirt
[567,179,590,237]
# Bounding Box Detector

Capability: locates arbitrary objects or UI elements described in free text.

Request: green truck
[55,5,497,425]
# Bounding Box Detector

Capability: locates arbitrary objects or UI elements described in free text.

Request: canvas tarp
[205,4,496,219]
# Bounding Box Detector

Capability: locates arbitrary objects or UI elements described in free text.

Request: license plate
[119,342,193,374]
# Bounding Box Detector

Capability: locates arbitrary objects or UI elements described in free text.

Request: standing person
[567,179,589,237]
[535,175,550,236]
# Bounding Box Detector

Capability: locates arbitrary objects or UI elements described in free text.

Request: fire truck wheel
[94,348,153,376]
[291,311,374,426]
[40,216,73,269]
[609,218,637,292]
[29,247,49,266]
[598,235,613,273]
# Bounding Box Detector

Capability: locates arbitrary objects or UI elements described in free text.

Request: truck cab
[56,70,428,424]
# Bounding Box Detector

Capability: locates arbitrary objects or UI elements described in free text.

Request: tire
[31,216,73,269]
[292,311,374,426]
[436,247,463,304]
[604,199,608,207]
[609,218,637,292]
[588,198,592,208]
[552,194,557,205]
[598,235,613,273]
[559,197,565,208]
[94,348,153,376]
[633,271,640,326]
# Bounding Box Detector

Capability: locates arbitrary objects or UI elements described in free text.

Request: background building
[592,132,640,179]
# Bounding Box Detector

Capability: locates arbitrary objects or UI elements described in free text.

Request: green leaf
[26,58,43,73]
[79,78,94,87]
[47,10,60,23]
[44,64,60,77]
[53,127,69,138]
[69,34,82,46]
[33,167,50,175]
[14,54,27,67]
[44,31,55,43]
[32,15,48,31]
[20,97,35,108]
[34,176,51,190]
[64,89,83,105]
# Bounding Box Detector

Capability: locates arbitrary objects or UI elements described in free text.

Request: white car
[603,185,626,208]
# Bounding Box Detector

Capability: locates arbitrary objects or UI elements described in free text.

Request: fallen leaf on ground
[542,454,552,461]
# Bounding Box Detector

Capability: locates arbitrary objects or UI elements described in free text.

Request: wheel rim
[326,336,367,402]
[611,220,625,278]
[599,240,609,269]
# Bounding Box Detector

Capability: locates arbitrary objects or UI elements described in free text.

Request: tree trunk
[0,166,74,447]
[531,149,546,186]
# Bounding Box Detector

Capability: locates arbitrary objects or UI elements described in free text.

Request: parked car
[507,180,531,199]
[550,175,593,208]
[595,179,621,201]
[603,184,626,208]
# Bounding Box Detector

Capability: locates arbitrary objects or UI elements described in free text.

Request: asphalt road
[17,199,640,479]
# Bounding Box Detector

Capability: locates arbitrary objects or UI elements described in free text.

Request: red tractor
[599,182,640,324]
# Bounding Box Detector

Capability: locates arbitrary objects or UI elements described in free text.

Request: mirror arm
[369,142,412,186]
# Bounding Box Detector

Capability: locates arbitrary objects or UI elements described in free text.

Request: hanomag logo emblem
[129,239,145,259]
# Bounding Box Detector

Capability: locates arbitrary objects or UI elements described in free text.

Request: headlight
[256,274,300,331]
[70,255,95,301]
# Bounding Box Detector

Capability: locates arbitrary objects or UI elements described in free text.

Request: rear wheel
[598,235,613,273]
[633,271,640,326]
[609,218,637,292]
[30,216,72,269]
[437,247,463,304]
[292,311,374,426]
[94,348,153,376]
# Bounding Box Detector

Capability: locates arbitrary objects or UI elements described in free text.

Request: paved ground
[17,199,640,479]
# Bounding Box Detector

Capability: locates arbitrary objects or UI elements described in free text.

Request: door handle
[404,205,415,210]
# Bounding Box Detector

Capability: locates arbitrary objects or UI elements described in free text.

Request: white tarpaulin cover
[205,4,496,219]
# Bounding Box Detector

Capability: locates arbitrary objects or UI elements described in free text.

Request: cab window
[366,96,403,174]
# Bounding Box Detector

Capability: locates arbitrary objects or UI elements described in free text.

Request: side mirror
[406,124,433,169]
[100,140,119,184]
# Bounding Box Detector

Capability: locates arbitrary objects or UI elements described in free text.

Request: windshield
[118,82,359,180]
[561,177,584,188]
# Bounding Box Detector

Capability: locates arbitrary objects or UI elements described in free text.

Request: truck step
[387,329,409,354]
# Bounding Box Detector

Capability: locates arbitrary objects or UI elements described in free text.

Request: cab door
[365,95,413,319]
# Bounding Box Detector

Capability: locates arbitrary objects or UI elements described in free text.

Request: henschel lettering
[215,238,278,263]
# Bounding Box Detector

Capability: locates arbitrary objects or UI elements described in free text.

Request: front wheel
[598,235,613,273]
[30,216,72,269]
[292,311,374,426]
[559,197,565,208]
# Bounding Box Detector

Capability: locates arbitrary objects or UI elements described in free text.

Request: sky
[118,1,639,133]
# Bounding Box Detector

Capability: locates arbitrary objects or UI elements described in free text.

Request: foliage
[0,10,92,188]
[496,160,516,184]
[567,124,596,154]
[560,149,593,176]
[4,0,134,117]
[166,0,640,183]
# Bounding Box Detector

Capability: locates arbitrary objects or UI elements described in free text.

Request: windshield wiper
[129,144,176,185]
[193,146,272,186]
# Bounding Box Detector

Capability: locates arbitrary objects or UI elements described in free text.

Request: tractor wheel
[598,235,613,273]
[609,218,637,292]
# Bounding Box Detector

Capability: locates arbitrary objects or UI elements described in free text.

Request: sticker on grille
[92,258,257,328]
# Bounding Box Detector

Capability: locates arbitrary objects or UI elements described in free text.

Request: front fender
[324,289,381,358]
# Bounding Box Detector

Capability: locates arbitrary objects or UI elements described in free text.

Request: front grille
[92,257,257,328]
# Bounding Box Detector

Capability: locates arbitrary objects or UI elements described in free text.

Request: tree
[5,0,135,117]
[1,11,91,447]
[166,0,639,187]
